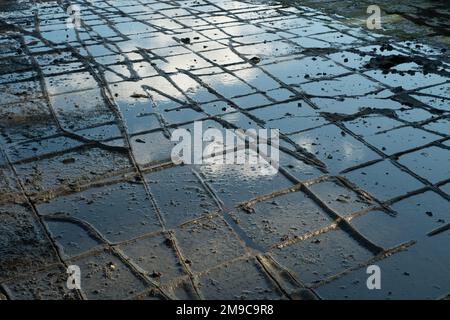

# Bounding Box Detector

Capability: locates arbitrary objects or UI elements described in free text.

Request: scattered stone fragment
[180,38,191,44]
[249,56,261,64]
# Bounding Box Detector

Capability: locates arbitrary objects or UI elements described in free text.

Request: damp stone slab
[0,0,449,301]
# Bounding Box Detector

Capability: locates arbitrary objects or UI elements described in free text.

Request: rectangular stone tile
[131,130,176,166]
[308,179,374,216]
[1,0,449,302]
[439,183,450,196]
[122,111,162,135]
[398,146,450,184]
[249,100,316,121]
[0,155,20,203]
[258,16,311,30]
[233,32,281,45]
[15,147,132,195]
[315,31,360,43]
[170,73,218,103]
[200,100,237,116]
[270,227,374,286]
[45,72,98,96]
[69,249,148,300]
[190,40,228,53]
[396,107,435,123]
[344,116,404,137]
[265,115,328,135]
[351,191,450,248]
[315,231,450,299]
[289,124,381,174]
[37,181,162,243]
[365,69,447,91]
[232,93,272,109]
[44,219,102,259]
[327,51,371,70]
[231,190,334,249]
[0,81,42,105]
[159,52,213,73]
[262,57,348,85]
[0,204,59,282]
[75,123,123,144]
[200,72,256,99]
[234,40,299,58]
[288,23,335,36]
[219,111,263,130]
[145,165,219,228]
[411,95,449,112]
[423,119,450,135]
[265,88,295,102]
[233,67,280,92]
[162,107,205,126]
[300,74,382,97]
[363,126,441,155]
[279,151,324,181]
[290,36,331,49]
[161,279,199,300]
[174,216,246,273]
[131,61,157,79]
[151,18,185,31]
[42,60,85,76]
[2,264,78,300]
[418,83,450,99]
[196,152,293,211]
[220,24,265,37]
[118,234,186,285]
[49,88,115,130]
[198,257,285,299]
[115,21,155,36]
[344,160,424,201]
[6,135,83,163]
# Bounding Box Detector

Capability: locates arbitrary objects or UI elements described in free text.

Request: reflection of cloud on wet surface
[1,0,449,300]
[201,150,279,177]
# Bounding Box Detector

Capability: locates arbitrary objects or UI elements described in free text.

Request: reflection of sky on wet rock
[201,150,279,177]
[0,0,449,300]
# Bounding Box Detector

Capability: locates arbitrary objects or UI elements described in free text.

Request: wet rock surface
[0,0,449,300]
[276,0,450,47]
